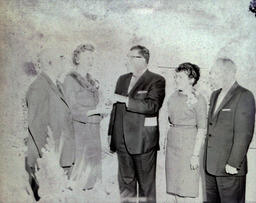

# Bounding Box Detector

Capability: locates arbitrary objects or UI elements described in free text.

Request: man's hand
[87,108,112,117]
[112,94,128,106]
[225,164,238,175]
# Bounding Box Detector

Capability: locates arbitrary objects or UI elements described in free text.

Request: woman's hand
[190,155,199,170]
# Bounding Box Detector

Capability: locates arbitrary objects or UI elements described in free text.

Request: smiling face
[126,49,147,74]
[175,71,194,91]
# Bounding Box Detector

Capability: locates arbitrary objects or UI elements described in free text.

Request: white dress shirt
[214,81,236,114]
[128,68,147,93]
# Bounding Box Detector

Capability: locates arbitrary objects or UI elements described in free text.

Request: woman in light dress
[165,63,207,202]
[63,44,103,190]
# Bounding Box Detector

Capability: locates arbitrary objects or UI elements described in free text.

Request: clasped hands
[112,94,128,106]
[87,94,128,117]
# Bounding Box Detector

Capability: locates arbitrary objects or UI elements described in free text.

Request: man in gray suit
[108,45,166,203]
[25,49,75,201]
[204,57,255,203]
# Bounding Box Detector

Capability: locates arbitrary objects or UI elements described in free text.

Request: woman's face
[175,71,194,91]
[78,51,94,72]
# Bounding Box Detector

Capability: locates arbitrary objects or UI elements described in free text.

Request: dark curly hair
[175,62,200,86]
[72,44,95,66]
[130,45,150,64]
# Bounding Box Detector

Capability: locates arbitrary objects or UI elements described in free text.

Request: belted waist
[168,121,196,128]
[73,119,100,125]
[169,124,196,128]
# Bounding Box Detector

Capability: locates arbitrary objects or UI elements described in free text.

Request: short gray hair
[216,57,237,74]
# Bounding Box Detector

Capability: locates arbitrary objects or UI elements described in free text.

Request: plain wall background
[0,0,256,202]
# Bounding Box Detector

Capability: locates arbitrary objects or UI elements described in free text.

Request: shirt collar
[132,68,147,79]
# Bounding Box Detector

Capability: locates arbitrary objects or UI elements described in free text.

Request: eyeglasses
[127,55,143,59]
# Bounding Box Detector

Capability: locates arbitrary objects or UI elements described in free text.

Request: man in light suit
[25,49,75,201]
[204,57,255,203]
[108,45,165,203]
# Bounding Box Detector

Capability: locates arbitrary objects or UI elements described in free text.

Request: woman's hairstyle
[175,62,200,86]
[72,44,95,65]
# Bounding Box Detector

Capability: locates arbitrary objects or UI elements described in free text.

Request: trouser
[25,157,72,201]
[25,157,40,201]
[117,146,157,203]
[205,171,246,203]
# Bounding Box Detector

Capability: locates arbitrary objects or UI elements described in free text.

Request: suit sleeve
[26,83,48,167]
[108,104,116,136]
[63,75,77,109]
[227,91,256,169]
[127,77,166,115]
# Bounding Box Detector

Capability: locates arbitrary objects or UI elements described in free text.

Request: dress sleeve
[195,95,207,129]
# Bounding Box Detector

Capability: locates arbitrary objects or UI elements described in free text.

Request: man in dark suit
[204,57,255,203]
[108,45,165,202]
[25,49,76,201]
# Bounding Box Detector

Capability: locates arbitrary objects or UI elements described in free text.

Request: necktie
[128,74,137,93]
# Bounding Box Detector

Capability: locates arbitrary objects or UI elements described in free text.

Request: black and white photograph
[0,0,256,202]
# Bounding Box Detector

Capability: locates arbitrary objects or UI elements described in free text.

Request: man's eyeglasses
[127,55,143,59]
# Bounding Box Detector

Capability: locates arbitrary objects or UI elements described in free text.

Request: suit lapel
[209,89,221,120]
[212,82,239,119]
[115,73,132,96]
[41,72,69,108]
[128,69,148,96]
[56,80,70,108]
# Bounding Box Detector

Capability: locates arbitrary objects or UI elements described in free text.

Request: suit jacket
[108,69,166,154]
[204,82,255,176]
[26,72,76,168]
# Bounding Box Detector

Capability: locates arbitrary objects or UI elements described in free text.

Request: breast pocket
[217,109,234,127]
[134,92,147,99]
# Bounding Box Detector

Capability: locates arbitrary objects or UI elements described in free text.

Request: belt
[168,121,196,128]
[169,124,196,128]
[73,119,100,125]
[168,117,196,128]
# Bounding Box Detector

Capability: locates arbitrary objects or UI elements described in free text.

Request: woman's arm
[192,128,207,157]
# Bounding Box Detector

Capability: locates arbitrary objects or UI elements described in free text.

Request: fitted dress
[165,90,207,197]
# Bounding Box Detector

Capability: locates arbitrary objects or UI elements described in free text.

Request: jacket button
[209,134,212,137]
[209,122,213,125]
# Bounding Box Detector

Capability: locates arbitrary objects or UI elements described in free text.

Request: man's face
[209,60,225,90]
[126,49,146,73]
[56,54,70,79]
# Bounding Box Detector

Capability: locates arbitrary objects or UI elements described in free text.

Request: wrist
[125,98,129,106]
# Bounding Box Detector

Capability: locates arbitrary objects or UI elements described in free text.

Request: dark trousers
[25,157,40,201]
[205,171,246,203]
[117,144,157,203]
[25,157,72,201]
